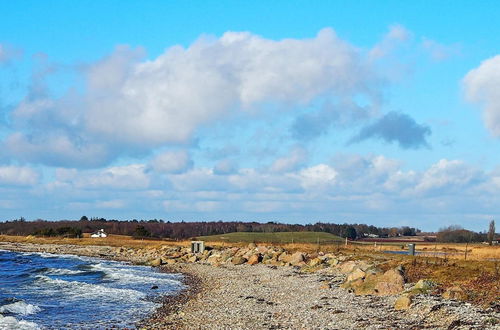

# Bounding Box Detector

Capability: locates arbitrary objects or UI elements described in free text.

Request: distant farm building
[91,229,107,238]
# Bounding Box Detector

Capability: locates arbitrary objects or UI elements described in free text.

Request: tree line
[436,221,496,244]
[0,217,422,240]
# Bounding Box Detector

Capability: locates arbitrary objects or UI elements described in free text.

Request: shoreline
[140,266,203,329]
[0,241,498,329]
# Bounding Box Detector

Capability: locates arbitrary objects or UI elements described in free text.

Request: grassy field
[196,231,343,244]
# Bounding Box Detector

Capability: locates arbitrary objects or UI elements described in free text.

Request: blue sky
[1,1,500,231]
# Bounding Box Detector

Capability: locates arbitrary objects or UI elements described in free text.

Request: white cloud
[463,55,500,137]
[297,164,338,190]
[4,132,112,168]
[150,150,192,174]
[415,159,484,194]
[83,29,378,146]
[0,166,39,186]
[6,154,497,230]
[4,28,386,167]
[57,164,150,190]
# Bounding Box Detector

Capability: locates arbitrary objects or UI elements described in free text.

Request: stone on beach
[150,258,163,266]
[394,294,413,310]
[346,268,366,282]
[374,268,405,296]
[247,254,261,265]
[231,256,247,265]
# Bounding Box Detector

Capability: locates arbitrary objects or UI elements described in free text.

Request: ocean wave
[89,263,183,287]
[20,252,59,258]
[0,315,39,330]
[43,268,86,276]
[34,275,146,301]
[0,301,41,316]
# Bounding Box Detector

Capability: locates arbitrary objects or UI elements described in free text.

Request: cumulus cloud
[463,55,500,137]
[149,150,192,174]
[56,164,150,190]
[296,164,338,190]
[349,111,431,149]
[415,159,485,194]
[3,28,385,167]
[0,166,39,186]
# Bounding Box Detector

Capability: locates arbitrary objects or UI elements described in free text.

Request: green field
[196,231,343,244]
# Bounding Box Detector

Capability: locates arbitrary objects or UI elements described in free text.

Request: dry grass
[401,257,500,306]
[0,234,190,249]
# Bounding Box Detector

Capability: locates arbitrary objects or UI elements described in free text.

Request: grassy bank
[196,231,343,244]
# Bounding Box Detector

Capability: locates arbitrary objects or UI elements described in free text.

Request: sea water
[0,250,183,329]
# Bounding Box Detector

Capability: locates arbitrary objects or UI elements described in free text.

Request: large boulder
[308,258,323,267]
[207,254,220,264]
[261,254,273,264]
[256,246,268,254]
[277,252,289,262]
[409,279,436,294]
[339,261,358,274]
[347,268,366,283]
[374,268,405,296]
[247,254,262,265]
[289,252,305,265]
[231,256,247,265]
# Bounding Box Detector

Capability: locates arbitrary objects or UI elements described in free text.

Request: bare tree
[487,220,496,245]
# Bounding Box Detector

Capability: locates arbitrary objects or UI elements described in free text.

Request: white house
[91,229,107,238]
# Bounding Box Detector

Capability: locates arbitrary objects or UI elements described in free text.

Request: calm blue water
[0,250,183,329]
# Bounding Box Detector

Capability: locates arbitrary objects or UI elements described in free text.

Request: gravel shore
[0,241,498,329]
[146,263,499,330]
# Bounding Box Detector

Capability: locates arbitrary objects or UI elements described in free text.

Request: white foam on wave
[0,301,41,316]
[21,251,59,258]
[21,251,92,262]
[0,315,39,330]
[44,268,85,275]
[90,262,183,288]
[34,275,146,302]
